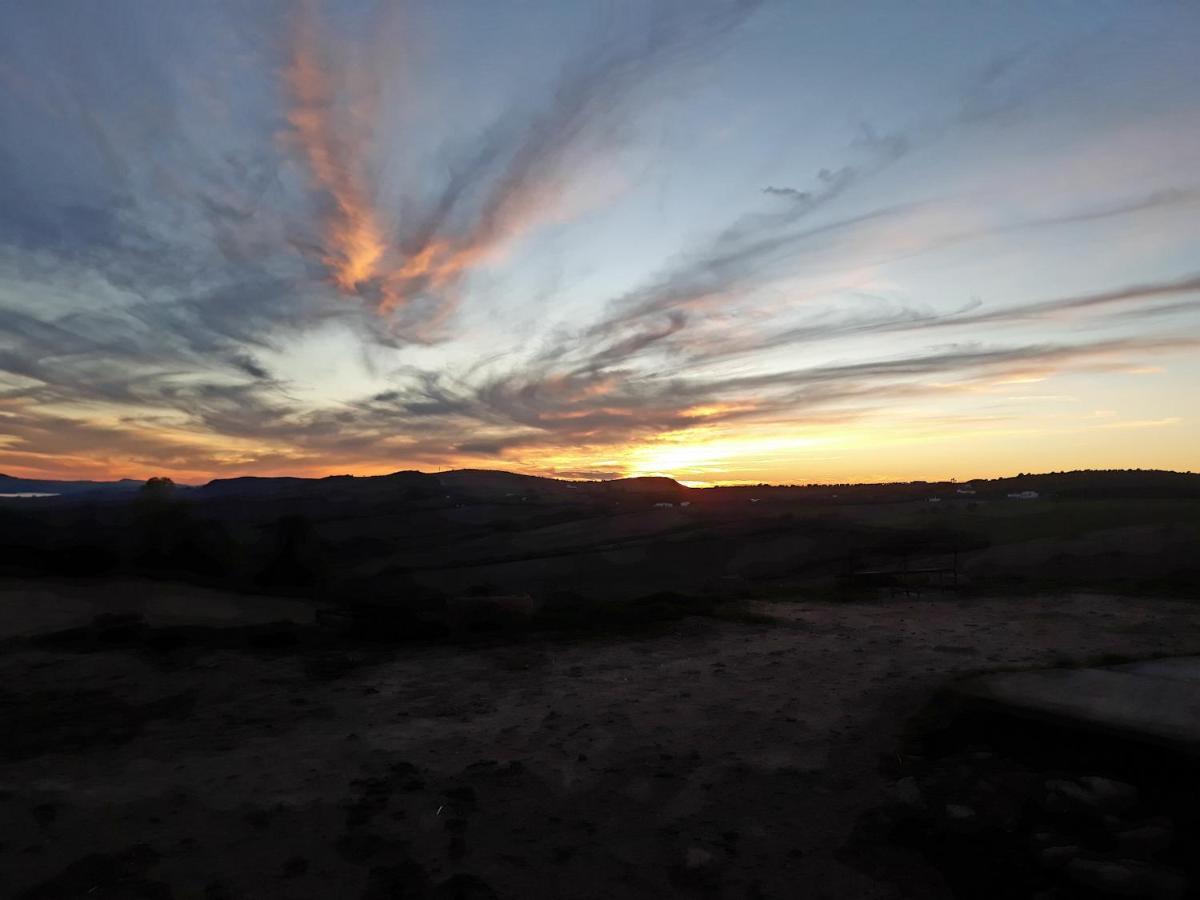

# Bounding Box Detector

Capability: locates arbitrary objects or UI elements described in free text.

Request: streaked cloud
[0,1,1197,483]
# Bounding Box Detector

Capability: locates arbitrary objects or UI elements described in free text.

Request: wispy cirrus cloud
[283,4,387,300]
[281,0,761,331]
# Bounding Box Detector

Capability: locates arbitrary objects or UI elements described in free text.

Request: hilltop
[5,466,1197,504]
[0,474,143,497]
[1,467,1196,604]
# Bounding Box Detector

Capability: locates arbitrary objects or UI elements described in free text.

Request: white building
[1007,490,1039,500]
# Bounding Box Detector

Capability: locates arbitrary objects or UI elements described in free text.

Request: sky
[1,1,1198,486]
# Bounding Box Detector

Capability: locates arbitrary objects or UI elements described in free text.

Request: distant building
[1007,490,1039,500]
[679,501,691,507]
[956,487,976,495]
[928,497,942,503]
[654,501,674,508]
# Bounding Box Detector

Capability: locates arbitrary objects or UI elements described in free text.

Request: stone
[885,777,924,809]
[942,803,979,834]
[1046,777,1139,817]
[1038,845,1080,869]
[954,666,1200,753]
[1116,824,1173,859]
[1064,859,1186,899]
[1079,777,1140,813]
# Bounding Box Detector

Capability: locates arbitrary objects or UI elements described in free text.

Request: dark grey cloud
[2,318,1192,477]
[278,333,1197,469]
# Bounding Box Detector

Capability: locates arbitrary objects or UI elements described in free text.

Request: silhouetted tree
[139,476,177,502]
[133,476,195,571]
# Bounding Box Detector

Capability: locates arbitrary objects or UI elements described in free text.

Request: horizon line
[3,465,1197,492]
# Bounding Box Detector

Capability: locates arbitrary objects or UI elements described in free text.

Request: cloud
[676,268,1200,366]
[278,333,1199,473]
[279,0,762,331]
[2,315,1194,480]
[543,186,1200,380]
[0,4,1197,482]
[282,3,387,300]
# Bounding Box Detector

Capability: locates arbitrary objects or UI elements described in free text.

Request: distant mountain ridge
[0,474,143,496]
[3,468,1198,503]
[192,469,693,503]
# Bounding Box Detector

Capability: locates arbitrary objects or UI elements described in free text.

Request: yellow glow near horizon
[624,431,830,479]
[5,374,1197,486]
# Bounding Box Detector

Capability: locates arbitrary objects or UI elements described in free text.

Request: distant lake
[0,493,59,498]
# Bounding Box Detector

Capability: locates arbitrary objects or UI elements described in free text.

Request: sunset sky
[1,1,1198,486]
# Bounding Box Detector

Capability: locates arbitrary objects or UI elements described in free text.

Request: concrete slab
[1111,656,1200,684]
[954,662,1200,754]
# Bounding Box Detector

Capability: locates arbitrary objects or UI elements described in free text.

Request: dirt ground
[0,579,1197,899]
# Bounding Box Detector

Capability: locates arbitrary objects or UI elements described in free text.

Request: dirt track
[0,581,1197,899]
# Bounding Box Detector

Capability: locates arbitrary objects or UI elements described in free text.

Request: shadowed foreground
[0,581,1197,899]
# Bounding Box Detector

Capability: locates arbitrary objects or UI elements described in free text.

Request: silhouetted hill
[436,469,690,502]
[197,471,430,499]
[1,466,1196,601]
[0,474,143,497]
[968,469,1200,499]
[589,476,689,495]
[189,468,692,506]
[436,469,566,499]
[438,469,554,487]
[6,467,1196,506]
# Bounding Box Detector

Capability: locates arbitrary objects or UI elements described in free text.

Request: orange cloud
[281,5,621,324]
[280,11,509,321]
[283,5,389,300]
[281,7,548,319]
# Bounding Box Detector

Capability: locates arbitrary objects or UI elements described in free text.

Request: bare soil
[0,579,1196,899]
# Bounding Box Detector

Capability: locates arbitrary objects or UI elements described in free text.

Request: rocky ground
[848,704,1199,899]
[0,579,1197,899]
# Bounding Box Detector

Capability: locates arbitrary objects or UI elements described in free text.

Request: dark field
[3,469,1197,611]
[1,582,1198,899]
[0,469,1197,898]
